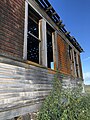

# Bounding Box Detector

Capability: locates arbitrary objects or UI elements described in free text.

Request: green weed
[37,76,90,120]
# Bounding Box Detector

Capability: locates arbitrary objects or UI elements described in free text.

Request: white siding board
[0,61,54,119]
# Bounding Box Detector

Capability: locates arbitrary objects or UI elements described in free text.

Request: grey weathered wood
[0,103,42,120]
[23,0,28,60]
[52,31,58,69]
[0,57,54,119]
[0,56,82,120]
[39,19,47,67]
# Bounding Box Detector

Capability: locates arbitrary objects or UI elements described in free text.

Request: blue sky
[49,0,90,84]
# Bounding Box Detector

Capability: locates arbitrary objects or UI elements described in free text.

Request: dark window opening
[74,51,79,77]
[69,46,72,60]
[27,35,39,63]
[27,5,41,64]
[47,24,54,69]
[28,16,39,38]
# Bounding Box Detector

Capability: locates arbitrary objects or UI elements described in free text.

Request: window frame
[23,1,41,64]
[23,1,56,70]
[46,23,54,69]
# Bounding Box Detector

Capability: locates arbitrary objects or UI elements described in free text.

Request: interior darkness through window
[27,5,41,63]
[47,24,54,68]
[74,51,79,77]
[69,46,72,60]
[27,35,39,63]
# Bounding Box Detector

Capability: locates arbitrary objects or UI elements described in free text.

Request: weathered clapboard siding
[0,57,54,120]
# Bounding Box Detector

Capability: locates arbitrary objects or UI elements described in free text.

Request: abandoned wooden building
[0,0,83,119]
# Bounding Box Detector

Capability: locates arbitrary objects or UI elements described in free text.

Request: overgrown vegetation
[84,85,90,93]
[37,75,90,120]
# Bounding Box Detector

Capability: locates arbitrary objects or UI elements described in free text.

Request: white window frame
[23,0,41,63]
[23,0,28,60]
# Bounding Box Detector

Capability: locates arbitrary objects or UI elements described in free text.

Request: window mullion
[28,32,41,42]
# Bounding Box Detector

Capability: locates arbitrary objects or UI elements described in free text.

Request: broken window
[74,51,79,77]
[47,24,54,69]
[27,5,41,63]
[69,46,72,60]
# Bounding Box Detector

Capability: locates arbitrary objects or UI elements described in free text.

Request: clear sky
[49,0,90,84]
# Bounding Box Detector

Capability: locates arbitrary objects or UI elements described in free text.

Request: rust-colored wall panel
[0,0,25,59]
[57,34,71,75]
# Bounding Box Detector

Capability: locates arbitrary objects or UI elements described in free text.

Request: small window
[27,5,41,64]
[74,51,79,77]
[47,24,54,69]
[69,46,72,60]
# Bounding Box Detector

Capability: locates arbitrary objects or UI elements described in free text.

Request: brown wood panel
[57,34,71,75]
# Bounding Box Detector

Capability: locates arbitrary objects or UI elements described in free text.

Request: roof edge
[35,0,84,52]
